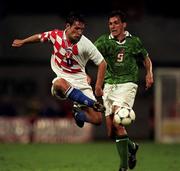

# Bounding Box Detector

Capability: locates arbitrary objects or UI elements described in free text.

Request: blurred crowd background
[0,0,180,143]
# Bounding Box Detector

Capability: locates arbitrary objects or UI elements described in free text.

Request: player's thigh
[112,83,138,108]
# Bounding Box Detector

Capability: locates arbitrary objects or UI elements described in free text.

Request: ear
[66,23,70,29]
[123,22,127,29]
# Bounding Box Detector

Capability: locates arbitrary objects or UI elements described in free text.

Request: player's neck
[117,32,126,43]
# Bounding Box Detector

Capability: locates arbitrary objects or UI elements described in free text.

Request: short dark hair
[108,10,127,23]
[65,11,85,26]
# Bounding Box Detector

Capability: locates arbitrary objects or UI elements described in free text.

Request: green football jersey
[94,32,148,84]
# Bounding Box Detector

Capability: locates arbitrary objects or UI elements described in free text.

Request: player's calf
[66,87,95,107]
[67,87,105,113]
[72,103,86,128]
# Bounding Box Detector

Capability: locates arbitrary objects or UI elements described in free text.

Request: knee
[52,79,70,100]
[53,78,68,91]
[51,85,67,100]
[53,78,71,94]
[113,123,127,135]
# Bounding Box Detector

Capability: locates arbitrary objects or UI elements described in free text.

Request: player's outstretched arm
[12,34,41,47]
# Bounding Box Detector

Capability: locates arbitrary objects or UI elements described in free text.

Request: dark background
[2,0,143,16]
[2,0,180,17]
[1,0,180,66]
[0,0,180,140]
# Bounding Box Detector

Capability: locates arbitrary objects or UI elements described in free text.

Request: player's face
[108,16,126,38]
[66,21,85,44]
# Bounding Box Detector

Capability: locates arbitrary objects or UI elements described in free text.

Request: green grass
[0,141,180,171]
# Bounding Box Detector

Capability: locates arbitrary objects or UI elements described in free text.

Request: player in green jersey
[95,10,154,171]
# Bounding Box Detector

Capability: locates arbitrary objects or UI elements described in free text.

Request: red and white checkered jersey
[39,29,104,74]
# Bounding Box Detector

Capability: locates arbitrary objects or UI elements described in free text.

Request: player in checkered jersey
[12,12,107,128]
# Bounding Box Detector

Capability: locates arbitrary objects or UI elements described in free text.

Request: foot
[93,101,106,112]
[72,103,84,128]
[128,143,139,169]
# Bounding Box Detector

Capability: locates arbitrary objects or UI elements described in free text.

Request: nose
[111,23,116,28]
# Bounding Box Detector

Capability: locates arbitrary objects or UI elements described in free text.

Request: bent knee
[54,78,71,90]
[113,124,127,135]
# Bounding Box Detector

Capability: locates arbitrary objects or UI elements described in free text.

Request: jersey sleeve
[94,35,107,56]
[89,47,104,65]
[135,37,149,59]
[39,29,57,43]
[81,36,104,65]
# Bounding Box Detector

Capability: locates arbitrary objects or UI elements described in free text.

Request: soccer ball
[114,106,136,126]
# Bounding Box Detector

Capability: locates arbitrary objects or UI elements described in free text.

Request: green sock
[116,136,128,169]
[128,138,136,153]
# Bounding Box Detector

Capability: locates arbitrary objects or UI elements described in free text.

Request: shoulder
[51,29,63,36]
[78,35,96,51]
[96,34,109,42]
[126,34,145,48]
[127,34,143,44]
[79,35,99,48]
[94,34,109,47]
[80,35,92,43]
[42,29,63,37]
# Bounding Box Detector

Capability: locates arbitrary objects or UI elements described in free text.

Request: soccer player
[94,10,153,171]
[12,12,107,128]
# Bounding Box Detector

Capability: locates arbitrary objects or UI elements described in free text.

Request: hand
[12,39,24,47]
[145,72,154,90]
[95,86,103,97]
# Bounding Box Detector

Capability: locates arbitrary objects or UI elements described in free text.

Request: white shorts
[51,55,96,101]
[52,71,96,101]
[103,82,138,116]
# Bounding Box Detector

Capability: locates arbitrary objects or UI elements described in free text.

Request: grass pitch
[0,141,180,171]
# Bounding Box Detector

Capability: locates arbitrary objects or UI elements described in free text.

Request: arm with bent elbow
[95,59,107,97]
[143,56,154,90]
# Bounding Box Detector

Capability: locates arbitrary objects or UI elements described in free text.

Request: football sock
[116,135,128,169]
[74,110,89,122]
[128,138,136,153]
[66,87,95,107]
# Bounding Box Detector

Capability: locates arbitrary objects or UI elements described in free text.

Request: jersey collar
[109,31,132,44]
[63,29,68,40]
